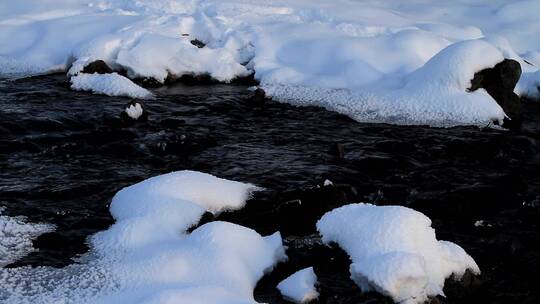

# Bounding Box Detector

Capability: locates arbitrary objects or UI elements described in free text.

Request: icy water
[1,74,540,303]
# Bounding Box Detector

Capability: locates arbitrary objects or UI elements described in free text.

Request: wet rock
[216,185,349,236]
[81,60,113,74]
[250,88,268,106]
[120,100,148,123]
[469,59,523,130]
[135,77,163,88]
[330,143,345,160]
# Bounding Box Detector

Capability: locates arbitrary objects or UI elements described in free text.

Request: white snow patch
[277,267,319,303]
[70,73,153,99]
[317,203,480,304]
[0,208,54,267]
[125,103,143,119]
[0,171,285,304]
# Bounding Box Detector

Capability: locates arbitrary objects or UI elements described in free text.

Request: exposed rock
[469,59,523,130]
[251,88,268,105]
[330,143,345,160]
[190,39,206,48]
[81,60,113,74]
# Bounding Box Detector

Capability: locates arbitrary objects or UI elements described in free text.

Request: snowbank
[0,208,54,267]
[1,0,540,124]
[0,171,286,304]
[317,203,480,304]
[70,73,153,99]
[277,267,319,303]
[265,40,507,126]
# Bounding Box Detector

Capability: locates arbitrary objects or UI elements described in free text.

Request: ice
[70,73,153,99]
[317,203,480,304]
[1,0,539,124]
[277,267,319,303]
[0,208,54,267]
[0,171,286,304]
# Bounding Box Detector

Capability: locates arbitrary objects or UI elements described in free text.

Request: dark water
[1,74,539,303]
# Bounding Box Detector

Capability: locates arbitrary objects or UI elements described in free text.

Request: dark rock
[120,100,148,123]
[190,39,206,48]
[135,77,164,88]
[469,59,523,130]
[330,143,345,160]
[250,88,267,106]
[81,60,113,74]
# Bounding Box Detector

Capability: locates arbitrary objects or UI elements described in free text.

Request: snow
[316,203,480,304]
[277,267,319,303]
[1,1,540,124]
[71,73,153,99]
[0,208,54,267]
[125,102,144,119]
[0,171,286,304]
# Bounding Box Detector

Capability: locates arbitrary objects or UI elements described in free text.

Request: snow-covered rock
[124,101,144,120]
[70,73,153,99]
[0,171,285,304]
[0,209,54,267]
[316,203,480,304]
[277,267,319,303]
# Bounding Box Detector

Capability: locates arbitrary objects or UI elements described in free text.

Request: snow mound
[0,209,54,267]
[265,40,506,126]
[316,203,480,304]
[277,267,319,303]
[0,171,285,304]
[94,170,261,252]
[115,33,251,83]
[70,73,152,99]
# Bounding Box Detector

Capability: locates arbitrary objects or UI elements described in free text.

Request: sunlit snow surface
[1,0,539,126]
[317,203,480,304]
[0,171,287,304]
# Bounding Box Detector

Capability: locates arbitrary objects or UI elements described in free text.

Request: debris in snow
[81,60,113,75]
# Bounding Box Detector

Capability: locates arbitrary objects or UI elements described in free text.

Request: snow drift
[0,171,286,304]
[317,203,480,304]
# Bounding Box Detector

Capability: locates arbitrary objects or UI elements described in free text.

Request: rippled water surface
[1,74,540,303]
